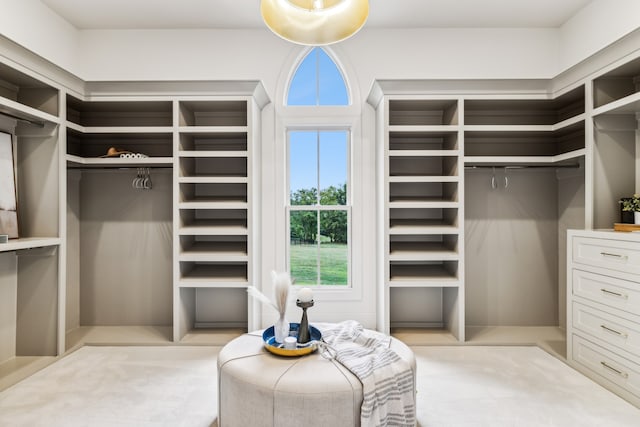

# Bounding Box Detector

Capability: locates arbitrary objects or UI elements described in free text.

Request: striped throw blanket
[320,321,416,427]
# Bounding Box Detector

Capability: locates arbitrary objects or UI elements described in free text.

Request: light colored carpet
[1,345,639,426]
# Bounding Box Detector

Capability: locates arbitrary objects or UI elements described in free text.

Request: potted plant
[620,194,640,224]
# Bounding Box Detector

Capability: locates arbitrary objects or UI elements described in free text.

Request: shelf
[389,149,460,157]
[179,225,248,236]
[592,92,640,116]
[66,96,172,127]
[389,200,459,208]
[389,130,459,151]
[66,154,173,168]
[178,176,247,184]
[388,125,459,132]
[179,150,248,158]
[178,201,248,210]
[0,62,59,119]
[389,224,459,235]
[593,56,640,109]
[178,126,248,133]
[179,241,248,262]
[66,129,174,158]
[464,88,584,125]
[0,237,61,253]
[65,326,173,350]
[388,99,458,126]
[389,262,459,284]
[179,100,247,127]
[65,122,173,134]
[178,279,249,288]
[0,96,59,126]
[464,148,585,166]
[389,249,459,262]
[388,175,459,183]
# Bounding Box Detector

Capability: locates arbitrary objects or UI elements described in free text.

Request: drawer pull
[600,324,629,339]
[600,361,629,379]
[600,288,629,299]
[600,252,628,261]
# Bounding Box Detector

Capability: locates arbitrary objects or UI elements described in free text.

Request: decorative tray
[262,323,322,357]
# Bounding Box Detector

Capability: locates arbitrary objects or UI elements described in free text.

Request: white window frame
[286,128,352,287]
[273,46,363,302]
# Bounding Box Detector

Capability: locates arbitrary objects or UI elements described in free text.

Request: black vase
[620,198,634,224]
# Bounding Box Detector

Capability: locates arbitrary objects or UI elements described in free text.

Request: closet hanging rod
[0,110,45,128]
[464,164,581,169]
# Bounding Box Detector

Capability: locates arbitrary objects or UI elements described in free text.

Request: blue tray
[262,323,322,357]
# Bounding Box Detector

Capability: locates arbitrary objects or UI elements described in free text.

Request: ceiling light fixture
[260,0,369,46]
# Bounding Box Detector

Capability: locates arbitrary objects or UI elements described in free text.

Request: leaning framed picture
[0,131,18,238]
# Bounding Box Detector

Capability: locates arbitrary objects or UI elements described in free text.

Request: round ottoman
[217,329,415,427]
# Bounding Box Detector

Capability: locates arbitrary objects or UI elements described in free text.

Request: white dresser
[567,229,640,407]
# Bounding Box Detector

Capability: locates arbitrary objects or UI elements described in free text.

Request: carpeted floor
[1,345,639,426]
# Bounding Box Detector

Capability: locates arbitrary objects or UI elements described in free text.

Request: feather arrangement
[272,270,292,317]
[246,285,278,312]
[245,271,293,317]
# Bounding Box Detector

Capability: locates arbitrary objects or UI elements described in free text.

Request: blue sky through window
[288,49,349,200]
[290,130,347,200]
[287,48,348,106]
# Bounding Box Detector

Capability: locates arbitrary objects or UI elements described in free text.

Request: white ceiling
[40,0,594,30]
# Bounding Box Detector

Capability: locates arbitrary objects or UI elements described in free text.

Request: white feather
[246,286,278,312]
[272,271,291,316]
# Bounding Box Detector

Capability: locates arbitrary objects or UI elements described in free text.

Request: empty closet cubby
[388,131,458,151]
[177,287,249,337]
[178,209,248,232]
[179,100,247,127]
[65,96,173,127]
[389,99,458,126]
[389,155,459,177]
[389,261,459,284]
[389,234,459,260]
[0,62,59,119]
[179,235,247,258]
[593,56,640,109]
[178,183,247,204]
[389,182,458,204]
[389,208,459,233]
[464,122,585,158]
[178,156,247,178]
[179,132,247,152]
[464,86,585,125]
[179,261,248,284]
[390,287,461,329]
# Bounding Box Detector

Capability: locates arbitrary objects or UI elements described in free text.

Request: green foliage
[290,184,347,244]
[620,194,640,212]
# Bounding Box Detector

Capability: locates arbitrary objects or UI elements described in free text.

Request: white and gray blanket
[319,320,416,427]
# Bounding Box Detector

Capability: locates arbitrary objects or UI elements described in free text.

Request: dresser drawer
[572,236,640,275]
[572,269,640,315]
[572,334,640,400]
[572,301,640,356]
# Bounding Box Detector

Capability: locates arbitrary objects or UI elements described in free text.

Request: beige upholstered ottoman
[217,329,415,427]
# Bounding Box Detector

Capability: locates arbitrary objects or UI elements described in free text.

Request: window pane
[287,49,318,106]
[319,131,347,205]
[290,210,318,285]
[318,49,348,106]
[290,131,318,205]
[320,210,348,285]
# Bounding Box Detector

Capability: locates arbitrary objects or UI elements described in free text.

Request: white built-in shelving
[370,95,465,340]
[0,59,63,391]
[591,55,640,228]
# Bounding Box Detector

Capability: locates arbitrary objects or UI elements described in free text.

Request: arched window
[287,48,349,106]
[285,48,351,287]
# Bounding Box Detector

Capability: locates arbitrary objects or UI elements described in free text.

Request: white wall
[0,0,79,74]
[560,0,640,72]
